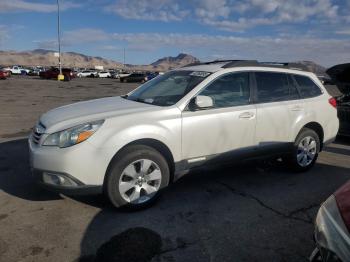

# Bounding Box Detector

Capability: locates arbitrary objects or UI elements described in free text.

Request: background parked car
[310,180,350,262]
[144,72,159,82]
[3,65,30,75]
[77,70,97,78]
[97,71,111,78]
[111,71,130,79]
[0,68,11,78]
[28,68,44,76]
[120,72,147,83]
[0,70,7,79]
[39,68,74,81]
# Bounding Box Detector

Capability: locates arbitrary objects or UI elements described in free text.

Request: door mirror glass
[195,95,213,109]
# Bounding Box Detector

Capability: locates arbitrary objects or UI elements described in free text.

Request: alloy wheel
[297,136,317,167]
[118,159,162,204]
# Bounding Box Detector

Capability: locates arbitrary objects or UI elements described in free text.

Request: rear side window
[255,72,299,103]
[294,75,322,98]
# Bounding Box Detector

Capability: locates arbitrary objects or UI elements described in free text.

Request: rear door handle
[239,112,255,119]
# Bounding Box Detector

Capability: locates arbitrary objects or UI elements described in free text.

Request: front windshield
[125,70,211,106]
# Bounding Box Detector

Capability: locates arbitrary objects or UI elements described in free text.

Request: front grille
[32,122,46,144]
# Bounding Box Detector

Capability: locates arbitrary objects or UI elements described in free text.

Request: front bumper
[31,169,102,195]
[28,137,109,194]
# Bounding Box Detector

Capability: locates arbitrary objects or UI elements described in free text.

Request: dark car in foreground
[327,63,350,136]
[310,180,350,262]
[120,72,146,83]
[337,95,350,136]
[39,67,74,81]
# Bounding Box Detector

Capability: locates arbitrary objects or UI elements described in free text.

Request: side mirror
[194,95,213,109]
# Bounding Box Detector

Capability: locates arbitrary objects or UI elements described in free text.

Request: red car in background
[39,67,74,81]
[0,70,7,79]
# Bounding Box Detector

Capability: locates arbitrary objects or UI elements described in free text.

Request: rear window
[255,72,299,103]
[294,75,322,98]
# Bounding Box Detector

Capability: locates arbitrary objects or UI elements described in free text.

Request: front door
[181,72,257,165]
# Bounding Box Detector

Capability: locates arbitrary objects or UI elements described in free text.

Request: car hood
[40,96,156,132]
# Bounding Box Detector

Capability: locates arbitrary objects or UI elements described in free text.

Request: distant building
[95,65,104,70]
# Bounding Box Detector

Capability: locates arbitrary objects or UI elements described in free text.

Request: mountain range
[0,49,326,74]
[0,49,199,71]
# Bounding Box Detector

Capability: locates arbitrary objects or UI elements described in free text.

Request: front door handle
[239,112,255,119]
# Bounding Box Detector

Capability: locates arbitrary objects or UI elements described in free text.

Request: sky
[0,0,349,66]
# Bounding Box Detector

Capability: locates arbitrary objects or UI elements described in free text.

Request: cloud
[336,29,350,35]
[0,0,81,13]
[34,27,350,66]
[110,32,350,66]
[197,0,341,32]
[63,28,110,44]
[106,0,188,22]
[33,39,58,49]
[107,0,346,32]
[34,28,111,49]
[0,25,10,45]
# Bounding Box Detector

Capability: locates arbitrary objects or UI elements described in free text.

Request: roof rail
[221,60,259,68]
[184,59,310,71]
[222,60,310,71]
[183,59,255,68]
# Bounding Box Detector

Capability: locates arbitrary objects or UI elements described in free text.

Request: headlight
[43,120,104,148]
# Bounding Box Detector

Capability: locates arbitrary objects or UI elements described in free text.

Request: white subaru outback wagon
[29,60,339,208]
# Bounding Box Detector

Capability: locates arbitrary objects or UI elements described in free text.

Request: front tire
[285,128,320,172]
[105,145,170,209]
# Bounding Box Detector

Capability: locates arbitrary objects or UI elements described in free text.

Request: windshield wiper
[128,97,152,104]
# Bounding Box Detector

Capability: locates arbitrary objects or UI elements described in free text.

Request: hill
[0,49,123,69]
[0,50,199,71]
[151,53,200,70]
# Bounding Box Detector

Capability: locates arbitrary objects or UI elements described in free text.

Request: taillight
[329,97,337,108]
[335,180,350,232]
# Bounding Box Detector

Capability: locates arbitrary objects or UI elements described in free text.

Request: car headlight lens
[43,120,104,148]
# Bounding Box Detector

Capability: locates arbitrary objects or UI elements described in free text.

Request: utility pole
[123,47,126,69]
[57,0,63,80]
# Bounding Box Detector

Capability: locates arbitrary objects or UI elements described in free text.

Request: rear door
[253,71,304,150]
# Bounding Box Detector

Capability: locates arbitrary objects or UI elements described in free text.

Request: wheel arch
[299,122,325,150]
[104,138,176,189]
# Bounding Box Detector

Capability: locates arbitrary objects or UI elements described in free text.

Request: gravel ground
[0,76,349,262]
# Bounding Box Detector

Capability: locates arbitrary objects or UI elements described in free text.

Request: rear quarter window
[294,75,322,98]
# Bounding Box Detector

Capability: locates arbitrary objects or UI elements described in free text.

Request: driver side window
[199,72,250,108]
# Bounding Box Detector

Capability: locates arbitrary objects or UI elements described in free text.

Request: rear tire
[285,128,320,172]
[104,145,170,209]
